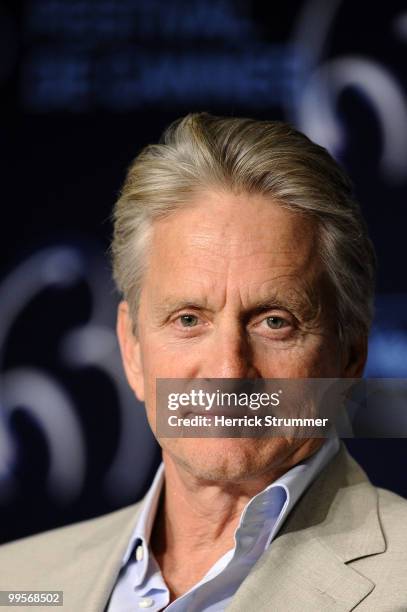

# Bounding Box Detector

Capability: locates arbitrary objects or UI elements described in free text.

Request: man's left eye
[266,316,288,329]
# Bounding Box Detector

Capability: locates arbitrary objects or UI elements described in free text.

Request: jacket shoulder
[0,502,142,588]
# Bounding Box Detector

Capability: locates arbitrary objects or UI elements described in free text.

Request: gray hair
[111,112,376,344]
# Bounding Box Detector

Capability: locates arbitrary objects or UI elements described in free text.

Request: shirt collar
[121,462,165,567]
[236,434,340,550]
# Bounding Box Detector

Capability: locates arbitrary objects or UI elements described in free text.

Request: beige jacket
[1,445,407,611]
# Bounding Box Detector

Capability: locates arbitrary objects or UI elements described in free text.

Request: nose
[199,325,260,379]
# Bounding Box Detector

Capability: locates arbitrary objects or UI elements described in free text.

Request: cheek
[139,319,207,378]
[138,337,198,422]
[255,334,342,377]
[142,337,198,377]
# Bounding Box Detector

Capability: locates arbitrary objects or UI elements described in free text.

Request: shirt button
[138,597,154,608]
[135,544,144,561]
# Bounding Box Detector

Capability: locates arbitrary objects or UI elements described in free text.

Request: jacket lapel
[64,501,143,612]
[227,445,385,612]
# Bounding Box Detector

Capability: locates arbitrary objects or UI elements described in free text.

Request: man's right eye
[177,314,199,327]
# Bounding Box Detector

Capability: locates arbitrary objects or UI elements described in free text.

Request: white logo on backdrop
[0,246,156,506]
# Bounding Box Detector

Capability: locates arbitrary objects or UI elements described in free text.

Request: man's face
[118,190,365,482]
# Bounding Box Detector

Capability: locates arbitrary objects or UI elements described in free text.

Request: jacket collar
[227,443,386,611]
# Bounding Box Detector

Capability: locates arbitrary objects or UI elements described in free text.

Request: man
[1,113,406,611]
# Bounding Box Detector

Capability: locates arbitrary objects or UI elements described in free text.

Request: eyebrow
[152,298,210,322]
[244,291,321,323]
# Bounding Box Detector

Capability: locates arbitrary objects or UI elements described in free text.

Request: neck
[150,451,292,599]
[150,439,325,600]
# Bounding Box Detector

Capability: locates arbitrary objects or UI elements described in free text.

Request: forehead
[142,190,321,303]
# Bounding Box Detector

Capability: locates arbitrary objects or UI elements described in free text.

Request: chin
[161,437,306,483]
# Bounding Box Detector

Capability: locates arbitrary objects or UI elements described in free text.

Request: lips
[180,404,251,418]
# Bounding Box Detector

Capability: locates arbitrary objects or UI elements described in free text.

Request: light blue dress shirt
[107,436,339,612]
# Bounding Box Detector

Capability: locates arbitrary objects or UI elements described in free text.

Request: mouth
[180,404,252,418]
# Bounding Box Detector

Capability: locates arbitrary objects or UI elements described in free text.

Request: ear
[342,335,368,378]
[116,301,145,401]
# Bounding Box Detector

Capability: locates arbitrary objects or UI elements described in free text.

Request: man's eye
[178,314,199,327]
[266,316,288,330]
